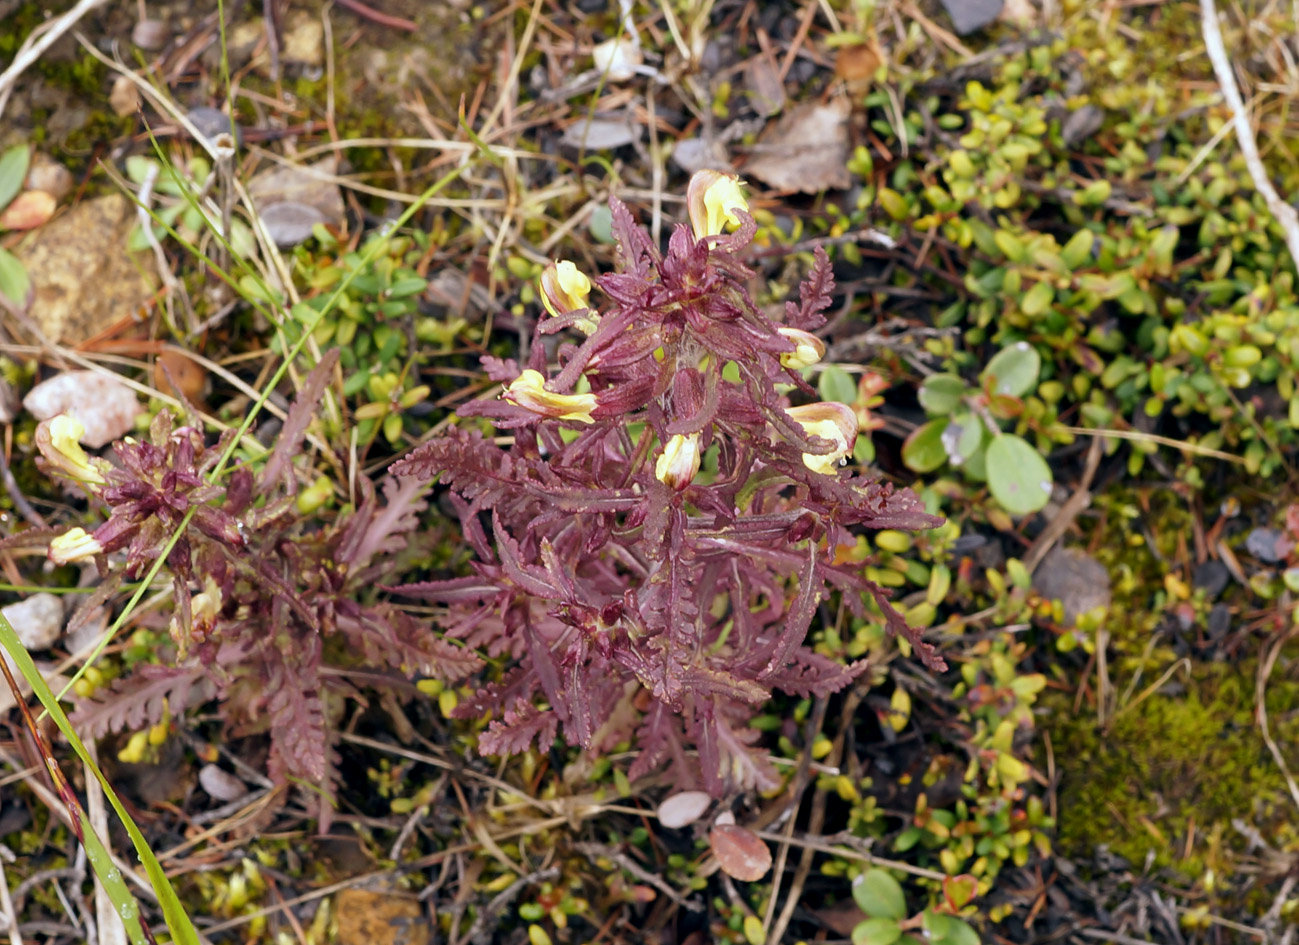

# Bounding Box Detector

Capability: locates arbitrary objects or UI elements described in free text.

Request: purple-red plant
[391,171,943,795]
[34,356,477,810]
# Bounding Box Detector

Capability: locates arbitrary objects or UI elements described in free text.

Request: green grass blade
[0,612,201,945]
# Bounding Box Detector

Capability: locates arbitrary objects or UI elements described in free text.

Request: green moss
[1048,662,1298,876]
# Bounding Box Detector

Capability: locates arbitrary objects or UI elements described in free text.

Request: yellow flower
[504,370,597,423]
[776,328,826,370]
[540,260,598,334]
[37,415,106,485]
[654,433,702,490]
[786,402,857,475]
[48,527,104,564]
[686,169,748,239]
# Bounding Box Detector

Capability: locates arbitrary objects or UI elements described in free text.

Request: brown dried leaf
[709,823,772,882]
[0,190,55,231]
[744,98,851,193]
[744,55,786,117]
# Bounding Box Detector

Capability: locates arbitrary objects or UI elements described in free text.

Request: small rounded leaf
[818,364,858,404]
[709,824,771,882]
[902,419,950,473]
[917,373,966,415]
[657,791,711,828]
[985,434,1052,516]
[980,342,1040,398]
[852,868,906,920]
[853,917,903,945]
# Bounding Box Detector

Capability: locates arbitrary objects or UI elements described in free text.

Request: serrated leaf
[852,868,906,919]
[0,247,30,307]
[901,419,949,473]
[0,144,30,212]
[981,342,1040,398]
[818,364,858,404]
[985,434,1052,515]
[917,373,966,415]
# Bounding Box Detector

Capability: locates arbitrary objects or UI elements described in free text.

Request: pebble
[1245,527,1287,564]
[940,0,1004,34]
[1,593,64,650]
[198,764,247,802]
[23,370,141,448]
[1032,546,1111,624]
[657,790,711,828]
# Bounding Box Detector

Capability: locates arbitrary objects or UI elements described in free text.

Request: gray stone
[940,0,1005,35]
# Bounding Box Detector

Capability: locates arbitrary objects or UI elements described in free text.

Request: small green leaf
[922,911,980,945]
[941,410,984,467]
[902,419,949,473]
[0,247,30,307]
[981,342,1040,398]
[852,869,907,920]
[917,373,966,415]
[0,144,30,213]
[853,917,903,945]
[985,434,1052,515]
[1020,280,1054,317]
[1061,228,1094,269]
[818,364,858,405]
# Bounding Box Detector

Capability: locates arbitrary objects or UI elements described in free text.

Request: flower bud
[504,370,597,423]
[776,328,826,370]
[786,402,857,475]
[35,415,106,485]
[540,260,600,333]
[686,169,748,239]
[654,433,702,490]
[49,527,105,564]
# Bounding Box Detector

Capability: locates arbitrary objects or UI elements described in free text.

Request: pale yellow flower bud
[686,169,748,239]
[777,328,826,370]
[37,415,106,485]
[540,260,598,334]
[504,370,597,423]
[786,402,857,475]
[49,527,104,564]
[654,433,702,490]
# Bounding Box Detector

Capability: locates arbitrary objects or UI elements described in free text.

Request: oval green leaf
[985,434,1052,515]
[818,364,858,405]
[852,868,907,920]
[0,247,30,307]
[981,342,1040,398]
[1020,279,1054,317]
[901,419,949,473]
[917,373,966,415]
[853,917,903,945]
[0,144,30,213]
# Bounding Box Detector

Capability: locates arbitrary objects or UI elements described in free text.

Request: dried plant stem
[0,0,110,119]
[1200,0,1299,272]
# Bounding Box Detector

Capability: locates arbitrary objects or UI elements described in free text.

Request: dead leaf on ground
[744,55,786,117]
[0,190,56,230]
[743,98,851,193]
[709,823,772,882]
[834,38,883,83]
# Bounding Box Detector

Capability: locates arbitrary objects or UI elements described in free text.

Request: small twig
[0,444,45,529]
[1200,0,1299,271]
[0,852,23,945]
[1256,629,1299,814]
[333,0,416,32]
[0,0,111,120]
[573,842,703,912]
[464,868,558,945]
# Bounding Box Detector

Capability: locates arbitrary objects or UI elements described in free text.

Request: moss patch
[1049,660,1298,876]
